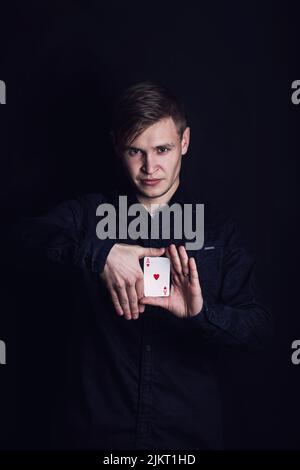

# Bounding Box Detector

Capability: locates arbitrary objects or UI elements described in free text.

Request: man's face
[120,117,190,200]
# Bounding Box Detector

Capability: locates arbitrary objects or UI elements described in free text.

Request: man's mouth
[140,178,162,186]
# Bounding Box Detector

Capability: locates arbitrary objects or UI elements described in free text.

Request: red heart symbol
[153,274,160,280]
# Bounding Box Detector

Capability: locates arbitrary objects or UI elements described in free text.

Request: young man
[16,82,271,450]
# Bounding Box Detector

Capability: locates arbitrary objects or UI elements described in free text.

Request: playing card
[143,256,170,297]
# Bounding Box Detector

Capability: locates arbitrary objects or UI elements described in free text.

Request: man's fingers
[166,248,180,286]
[189,257,200,285]
[126,284,140,320]
[169,244,183,275]
[140,246,165,258]
[165,247,176,276]
[166,245,184,286]
[110,289,124,316]
[178,245,189,276]
[136,276,145,313]
[140,296,166,308]
[115,285,132,320]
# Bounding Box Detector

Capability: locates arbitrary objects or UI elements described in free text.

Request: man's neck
[136,178,180,215]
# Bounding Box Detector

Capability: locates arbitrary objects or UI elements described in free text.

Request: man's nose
[142,153,157,175]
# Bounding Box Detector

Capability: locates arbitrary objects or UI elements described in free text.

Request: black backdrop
[0,0,299,450]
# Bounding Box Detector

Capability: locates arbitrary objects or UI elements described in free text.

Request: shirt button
[145,344,151,352]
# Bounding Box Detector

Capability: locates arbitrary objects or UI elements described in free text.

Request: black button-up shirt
[15,182,271,450]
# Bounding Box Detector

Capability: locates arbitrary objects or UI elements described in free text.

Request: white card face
[143,256,170,297]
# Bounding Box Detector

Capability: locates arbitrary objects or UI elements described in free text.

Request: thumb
[139,246,165,259]
[140,296,165,307]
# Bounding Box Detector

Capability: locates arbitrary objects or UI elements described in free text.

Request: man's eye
[127,148,141,156]
[157,147,170,154]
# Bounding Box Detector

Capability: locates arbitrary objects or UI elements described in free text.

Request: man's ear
[181,126,190,156]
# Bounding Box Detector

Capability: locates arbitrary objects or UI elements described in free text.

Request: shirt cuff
[180,300,209,327]
[94,238,116,273]
[75,236,116,273]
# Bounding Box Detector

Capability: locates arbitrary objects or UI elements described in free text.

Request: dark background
[0,0,299,450]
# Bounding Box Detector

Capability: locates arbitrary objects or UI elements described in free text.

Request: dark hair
[111,81,187,151]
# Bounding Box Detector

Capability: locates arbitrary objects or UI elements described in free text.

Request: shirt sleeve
[11,194,116,274]
[180,220,273,351]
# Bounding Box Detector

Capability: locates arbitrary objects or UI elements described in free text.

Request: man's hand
[140,244,203,318]
[100,243,165,320]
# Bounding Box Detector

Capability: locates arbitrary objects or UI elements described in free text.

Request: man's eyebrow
[154,142,175,148]
[126,143,175,151]
[126,145,144,151]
